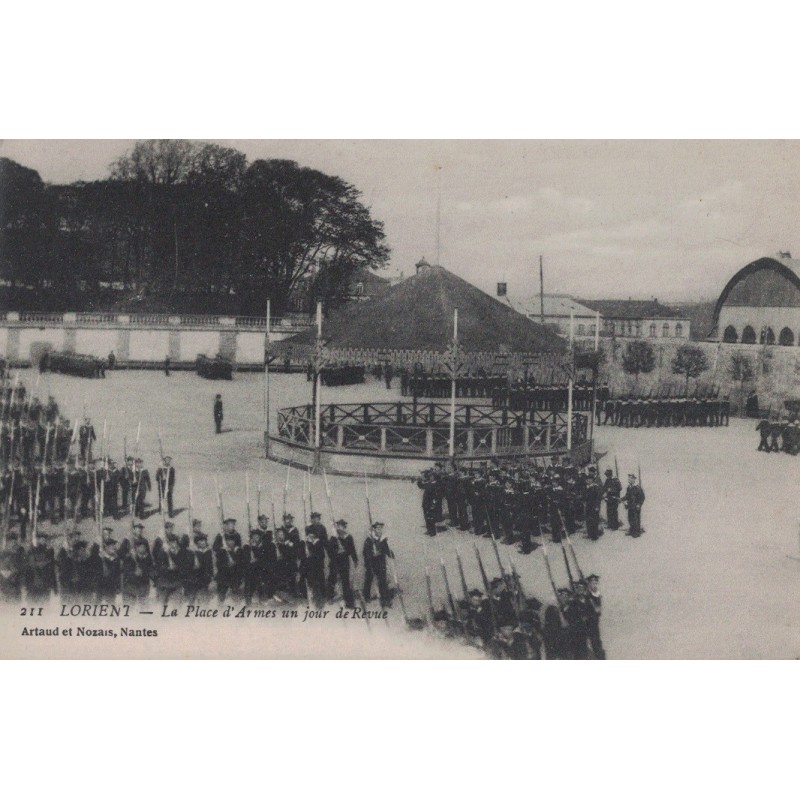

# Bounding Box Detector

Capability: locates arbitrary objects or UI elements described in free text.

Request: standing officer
[326,518,358,607]
[585,469,603,541]
[623,474,646,536]
[362,521,394,607]
[417,470,438,536]
[133,458,151,518]
[156,455,176,517]
[213,394,223,434]
[602,468,622,530]
[79,417,96,462]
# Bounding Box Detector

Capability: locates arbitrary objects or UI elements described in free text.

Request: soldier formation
[755,416,800,455]
[398,370,597,410]
[597,392,730,427]
[417,458,646,550]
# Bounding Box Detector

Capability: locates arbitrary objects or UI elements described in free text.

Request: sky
[2,139,799,303]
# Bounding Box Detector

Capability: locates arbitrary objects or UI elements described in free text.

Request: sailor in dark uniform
[25,530,57,603]
[623,474,645,536]
[602,469,622,530]
[326,518,358,608]
[362,521,394,607]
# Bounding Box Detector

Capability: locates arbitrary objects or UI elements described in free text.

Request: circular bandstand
[269,401,591,478]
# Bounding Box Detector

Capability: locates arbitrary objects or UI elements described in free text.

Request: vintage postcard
[1,139,799,659]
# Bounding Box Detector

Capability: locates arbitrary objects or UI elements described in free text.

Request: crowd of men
[397,371,598,411]
[0,509,400,611]
[598,393,730,427]
[416,458,646,551]
[755,417,800,455]
[307,363,366,387]
[422,567,606,659]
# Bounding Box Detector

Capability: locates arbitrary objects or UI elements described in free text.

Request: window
[662,323,670,337]
[354,282,364,296]
[779,327,795,346]
[577,323,585,336]
[675,323,683,338]
[723,325,737,343]
[627,321,633,336]
[761,327,775,345]
[741,325,756,344]
[649,323,656,337]
[635,321,642,337]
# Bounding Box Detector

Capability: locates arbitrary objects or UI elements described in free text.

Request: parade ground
[11,366,800,659]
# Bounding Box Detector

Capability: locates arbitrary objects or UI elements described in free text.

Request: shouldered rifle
[214,474,224,532]
[390,561,409,624]
[440,558,461,625]
[556,508,576,589]
[455,546,470,603]
[307,467,314,516]
[539,534,568,625]
[614,456,619,479]
[321,467,335,524]
[425,565,436,621]
[187,475,194,538]
[562,526,585,584]
[364,471,373,528]
[256,465,262,520]
[245,471,252,534]
[473,543,497,634]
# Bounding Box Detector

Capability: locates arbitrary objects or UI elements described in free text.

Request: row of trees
[0,141,390,314]
[620,340,759,393]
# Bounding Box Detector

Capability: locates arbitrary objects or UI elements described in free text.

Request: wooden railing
[275,403,589,458]
[1,311,314,332]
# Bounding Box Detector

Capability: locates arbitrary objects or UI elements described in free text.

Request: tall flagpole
[449,308,458,458]
[590,309,600,446]
[314,301,322,463]
[567,310,574,453]
[264,298,271,458]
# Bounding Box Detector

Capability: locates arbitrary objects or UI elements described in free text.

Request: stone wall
[0,316,307,368]
[599,338,800,412]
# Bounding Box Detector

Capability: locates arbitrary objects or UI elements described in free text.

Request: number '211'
[20,608,43,616]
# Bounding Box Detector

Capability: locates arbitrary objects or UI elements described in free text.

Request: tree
[671,344,709,392]
[237,159,389,313]
[729,351,754,390]
[621,340,656,387]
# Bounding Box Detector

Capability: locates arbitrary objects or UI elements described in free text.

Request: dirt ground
[9,366,800,659]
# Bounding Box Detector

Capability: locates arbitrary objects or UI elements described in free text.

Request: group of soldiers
[421,564,606,659]
[0,510,399,612]
[755,417,800,455]
[307,363,366,387]
[598,393,731,428]
[417,458,647,550]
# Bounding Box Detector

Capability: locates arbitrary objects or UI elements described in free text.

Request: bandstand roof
[281,263,566,355]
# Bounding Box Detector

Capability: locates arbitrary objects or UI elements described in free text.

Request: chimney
[415,257,431,275]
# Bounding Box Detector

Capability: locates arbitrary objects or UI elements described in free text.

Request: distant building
[577,299,691,341]
[713,253,800,345]
[345,267,391,302]
[500,290,600,339]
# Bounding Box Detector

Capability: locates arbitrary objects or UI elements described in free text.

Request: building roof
[508,294,599,319]
[348,267,391,291]
[577,298,686,320]
[713,257,800,324]
[282,262,565,353]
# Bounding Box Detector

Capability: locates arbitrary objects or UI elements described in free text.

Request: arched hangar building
[714,254,800,346]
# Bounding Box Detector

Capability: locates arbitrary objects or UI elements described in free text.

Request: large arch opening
[723,325,738,343]
[761,327,775,345]
[741,325,756,344]
[779,327,795,346]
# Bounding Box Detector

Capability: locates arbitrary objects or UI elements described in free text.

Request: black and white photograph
[1,139,799,660]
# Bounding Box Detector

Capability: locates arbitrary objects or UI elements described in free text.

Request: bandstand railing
[275,402,589,459]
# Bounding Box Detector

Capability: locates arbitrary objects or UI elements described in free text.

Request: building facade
[578,299,690,341]
[713,254,800,346]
